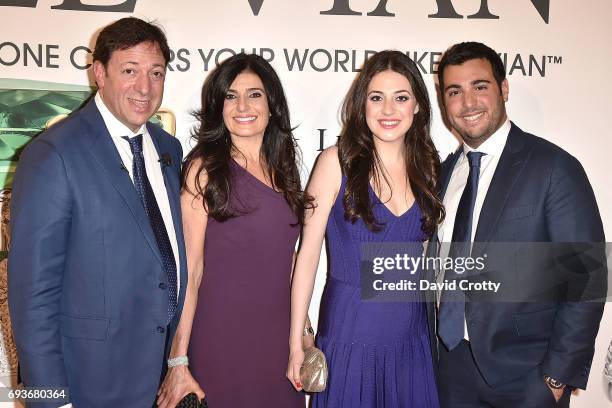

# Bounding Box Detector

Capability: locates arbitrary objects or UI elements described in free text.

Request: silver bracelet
[167,356,189,368]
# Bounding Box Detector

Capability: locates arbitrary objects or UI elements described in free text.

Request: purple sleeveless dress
[313,176,439,408]
[188,160,305,408]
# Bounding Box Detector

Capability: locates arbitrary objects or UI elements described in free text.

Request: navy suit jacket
[8,99,188,407]
[427,123,606,390]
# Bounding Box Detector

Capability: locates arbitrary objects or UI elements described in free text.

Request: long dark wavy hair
[338,50,444,235]
[182,53,313,224]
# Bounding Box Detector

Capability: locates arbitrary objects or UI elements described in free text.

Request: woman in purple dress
[157,54,313,408]
[288,51,444,407]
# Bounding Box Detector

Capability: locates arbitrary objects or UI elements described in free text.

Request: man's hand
[546,383,565,402]
[156,365,205,408]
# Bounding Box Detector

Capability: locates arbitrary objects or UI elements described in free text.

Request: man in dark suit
[432,42,606,407]
[8,18,187,407]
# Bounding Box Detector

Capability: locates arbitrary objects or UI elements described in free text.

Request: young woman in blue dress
[287,50,444,407]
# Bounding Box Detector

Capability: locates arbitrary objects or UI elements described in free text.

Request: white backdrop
[1,0,611,406]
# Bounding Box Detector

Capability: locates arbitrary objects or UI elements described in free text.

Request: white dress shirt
[94,93,180,293]
[438,119,511,340]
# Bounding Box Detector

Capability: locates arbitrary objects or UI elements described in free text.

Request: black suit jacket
[426,122,606,389]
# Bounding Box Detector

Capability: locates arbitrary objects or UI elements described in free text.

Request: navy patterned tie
[123,135,177,323]
[438,151,485,350]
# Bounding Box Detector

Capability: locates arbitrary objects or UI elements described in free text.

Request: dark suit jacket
[427,122,606,390]
[8,99,188,407]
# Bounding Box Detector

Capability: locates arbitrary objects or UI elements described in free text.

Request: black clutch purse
[176,393,207,408]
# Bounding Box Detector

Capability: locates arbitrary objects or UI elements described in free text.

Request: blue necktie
[438,151,484,350]
[123,135,177,323]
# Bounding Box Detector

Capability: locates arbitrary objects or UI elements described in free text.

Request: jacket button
[159,282,167,290]
[157,326,166,334]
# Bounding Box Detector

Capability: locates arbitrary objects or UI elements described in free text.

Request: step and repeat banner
[1,0,611,406]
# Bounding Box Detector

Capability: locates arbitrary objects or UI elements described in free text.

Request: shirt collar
[94,92,148,140]
[462,118,511,158]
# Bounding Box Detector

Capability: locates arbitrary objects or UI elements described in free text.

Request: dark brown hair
[182,53,313,224]
[338,50,444,235]
[93,17,170,66]
[437,42,506,95]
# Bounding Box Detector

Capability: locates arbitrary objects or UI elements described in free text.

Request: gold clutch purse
[300,346,328,392]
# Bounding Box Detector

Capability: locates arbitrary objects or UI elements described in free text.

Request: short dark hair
[92,17,170,66]
[437,42,505,94]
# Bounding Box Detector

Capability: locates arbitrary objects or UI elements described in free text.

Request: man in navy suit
[432,42,606,407]
[9,18,187,407]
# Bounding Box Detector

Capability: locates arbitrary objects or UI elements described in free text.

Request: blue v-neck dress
[312,176,439,408]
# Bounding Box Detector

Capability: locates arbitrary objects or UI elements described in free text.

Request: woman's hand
[287,347,305,391]
[156,365,205,408]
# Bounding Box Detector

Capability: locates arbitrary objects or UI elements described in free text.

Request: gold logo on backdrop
[151,109,176,137]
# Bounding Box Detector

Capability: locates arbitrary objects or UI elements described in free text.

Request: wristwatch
[543,374,565,389]
[303,326,315,336]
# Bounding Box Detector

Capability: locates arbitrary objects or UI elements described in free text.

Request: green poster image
[0,78,94,262]
[0,78,176,260]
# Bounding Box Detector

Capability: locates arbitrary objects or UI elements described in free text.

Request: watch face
[543,375,564,389]
[549,379,564,389]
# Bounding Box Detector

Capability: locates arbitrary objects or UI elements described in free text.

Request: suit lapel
[424,149,461,301]
[82,100,163,266]
[439,149,462,201]
[148,124,184,253]
[148,124,187,304]
[473,123,531,252]
[428,148,461,250]
[424,148,461,369]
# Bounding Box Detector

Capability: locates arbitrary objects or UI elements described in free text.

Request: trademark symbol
[547,56,563,64]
